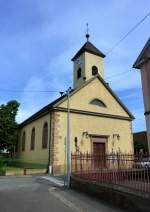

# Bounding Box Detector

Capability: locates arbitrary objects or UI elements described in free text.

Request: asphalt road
[0,176,124,212]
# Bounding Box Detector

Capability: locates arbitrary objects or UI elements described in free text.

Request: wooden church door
[92,137,107,168]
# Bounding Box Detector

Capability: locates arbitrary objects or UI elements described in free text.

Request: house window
[15,134,19,153]
[74,137,79,152]
[31,128,35,150]
[22,131,26,151]
[75,137,78,148]
[92,66,98,75]
[42,122,48,149]
[90,98,106,107]
[77,68,82,79]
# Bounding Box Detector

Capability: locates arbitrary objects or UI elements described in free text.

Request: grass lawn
[5,166,46,176]
[0,159,47,176]
[5,166,24,176]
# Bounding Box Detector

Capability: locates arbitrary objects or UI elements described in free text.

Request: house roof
[18,90,74,128]
[133,37,150,69]
[133,131,148,145]
[54,75,134,119]
[71,41,105,61]
[19,75,134,128]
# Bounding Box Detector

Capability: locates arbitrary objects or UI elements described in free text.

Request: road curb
[39,176,65,187]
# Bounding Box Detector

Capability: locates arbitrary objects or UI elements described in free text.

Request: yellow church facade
[17,39,134,174]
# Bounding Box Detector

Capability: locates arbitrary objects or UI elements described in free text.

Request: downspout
[47,111,53,174]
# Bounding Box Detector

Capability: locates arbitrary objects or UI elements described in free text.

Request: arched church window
[77,68,82,79]
[90,98,106,107]
[92,66,98,75]
[42,122,48,149]
[22,131,26,151]
[31,128,35,150]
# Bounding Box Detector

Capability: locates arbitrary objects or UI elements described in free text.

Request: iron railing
[71,153,150,198]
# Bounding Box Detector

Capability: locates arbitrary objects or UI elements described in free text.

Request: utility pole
[66,87,71,188]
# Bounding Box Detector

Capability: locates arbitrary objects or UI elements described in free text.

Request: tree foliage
[134,140,148,154]
[0,100,20,154]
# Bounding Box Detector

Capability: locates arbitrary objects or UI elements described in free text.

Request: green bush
[0,161,6,176]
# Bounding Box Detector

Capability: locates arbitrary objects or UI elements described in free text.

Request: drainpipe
[66,87,72,188]
[48,111,53,174]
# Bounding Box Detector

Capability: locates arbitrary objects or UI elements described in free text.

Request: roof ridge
[71,41,105,61]
[19,74,134,128]
[55,74,134,120]
[133,37,150,69]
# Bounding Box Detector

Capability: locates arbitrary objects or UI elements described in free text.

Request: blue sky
[0,0,150,132]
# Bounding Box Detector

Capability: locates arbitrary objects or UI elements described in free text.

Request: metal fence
[71,153,150,198]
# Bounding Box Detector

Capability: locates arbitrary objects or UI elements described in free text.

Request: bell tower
[72,28,105,89]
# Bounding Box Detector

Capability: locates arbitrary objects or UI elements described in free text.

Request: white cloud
[132,108,146,132]
[16,75,61,123]
[16,108,33,123]
[1,0,150,132]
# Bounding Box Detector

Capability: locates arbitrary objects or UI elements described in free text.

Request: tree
[134,140,148,154]
[0,100,20,156]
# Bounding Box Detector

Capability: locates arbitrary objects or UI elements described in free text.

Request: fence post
[70,152,150,196]
[74,153,77,174]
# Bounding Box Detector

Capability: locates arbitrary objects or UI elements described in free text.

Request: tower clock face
[77,57,81,65]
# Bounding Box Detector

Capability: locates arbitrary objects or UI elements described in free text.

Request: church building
[17,36,134,174]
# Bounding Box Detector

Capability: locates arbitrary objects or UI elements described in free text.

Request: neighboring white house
[133,37,150,153]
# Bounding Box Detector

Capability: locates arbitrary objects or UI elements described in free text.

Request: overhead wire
[105,69,131,80]
[86,10,150,80]
[106,11,150,55]
[0,89,62,93]
[0,11,150,93]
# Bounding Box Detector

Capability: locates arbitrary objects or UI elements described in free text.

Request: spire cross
[86,23,89,34]
[85,23,90,41]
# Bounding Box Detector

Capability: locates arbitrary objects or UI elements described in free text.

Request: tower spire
[85,23,90,41]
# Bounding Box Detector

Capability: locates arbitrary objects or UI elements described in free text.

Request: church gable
[56,76,133,119]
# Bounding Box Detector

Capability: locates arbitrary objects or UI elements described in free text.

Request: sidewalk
[39,174,66,187]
